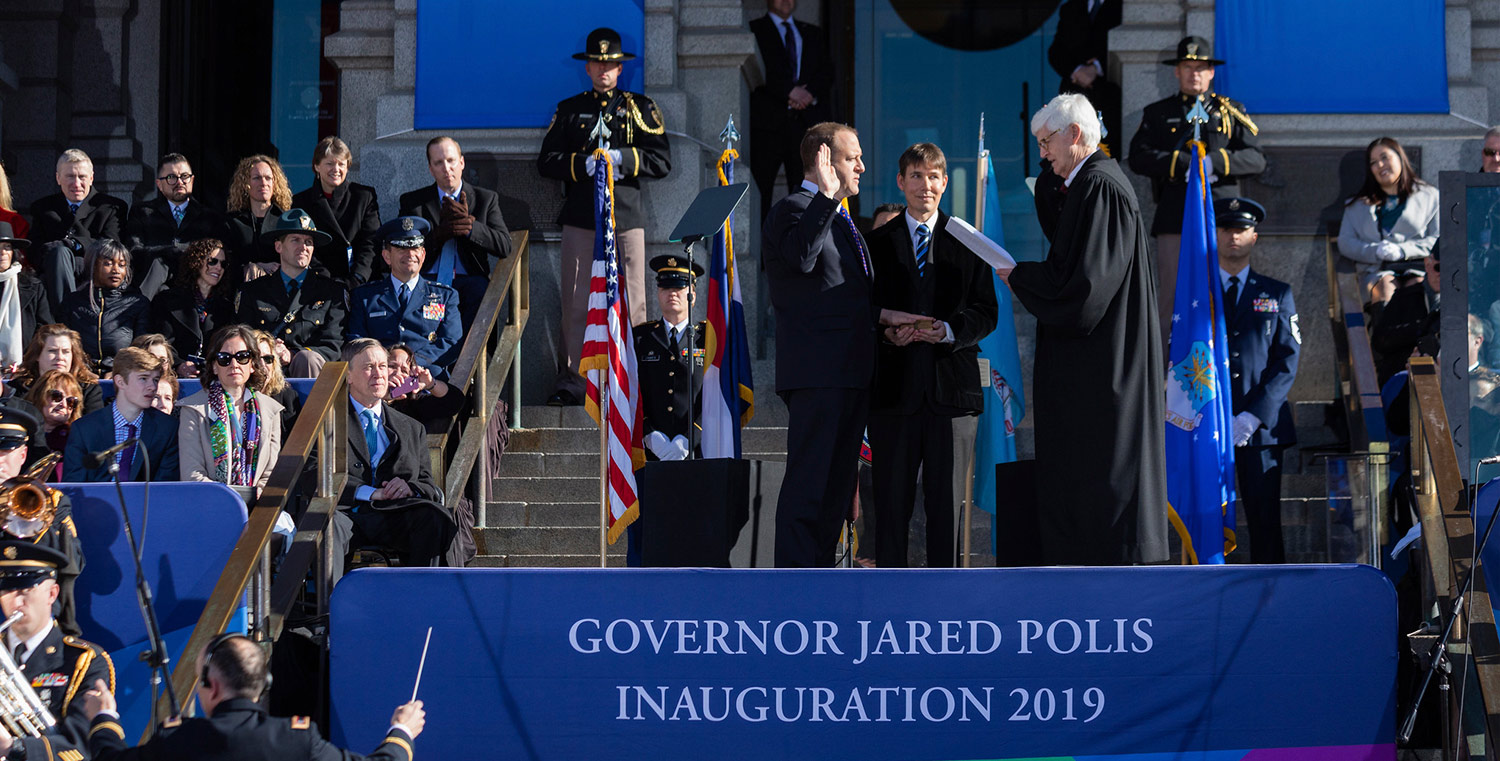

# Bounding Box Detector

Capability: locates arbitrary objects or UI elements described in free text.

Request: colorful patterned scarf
[208,381,261,486]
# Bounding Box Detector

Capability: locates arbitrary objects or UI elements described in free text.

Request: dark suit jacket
[347,275,462,373]
[62,404,180,481]
[398,182,512,276]
[1047,0,1121,79]
[236,271,348,360]
[867,211,998,416]
[1225,269,1300,448]
[151,287,236,364]
[749,14,834,130]
[291,181,380,286]
[762,188,878,392]
[222,206,285,266]
[123,196,227,283]
[29,189,128,248]
[342,399,442,508]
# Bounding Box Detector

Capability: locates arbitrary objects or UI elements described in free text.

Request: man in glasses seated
[0,407,84,636]
[123,153,226,299]
[62,346,180,482]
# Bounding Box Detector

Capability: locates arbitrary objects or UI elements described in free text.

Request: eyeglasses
[205,257,224,267]
[0,434,27,452]
[1037,127,1063,150]
[260,354,276,365]
[46,389,79,409]
[214,350,255,367]
[158,173,193,184]
[1485,148,1500,158]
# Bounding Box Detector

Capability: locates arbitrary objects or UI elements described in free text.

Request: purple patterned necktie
[837,207,872,279]
[119,423,138,476]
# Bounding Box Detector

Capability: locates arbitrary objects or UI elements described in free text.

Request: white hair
[1486,125,1500,142]
[1030,93,1101,151]
[56,149,92,171]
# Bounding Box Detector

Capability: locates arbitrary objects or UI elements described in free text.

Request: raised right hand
[814,143,840,199]
[393,700,426,738]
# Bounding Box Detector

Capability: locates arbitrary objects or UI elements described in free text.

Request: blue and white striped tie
[914,223,930,278]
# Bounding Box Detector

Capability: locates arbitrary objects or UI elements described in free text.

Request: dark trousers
[869,410,957,568]
[41,241,80,313]
[775,387,868,567]
[1236,445,1286,563]
[751,121,809,223]
[329,501,458,582]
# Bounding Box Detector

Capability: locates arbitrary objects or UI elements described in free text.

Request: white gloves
[1376,240,1405,262]
[644,431,691,461]
[584,150,624,177]
[667,434,690,461]
[1232,411,1261,447]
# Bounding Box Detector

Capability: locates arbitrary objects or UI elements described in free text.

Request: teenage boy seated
[63,346,180,481]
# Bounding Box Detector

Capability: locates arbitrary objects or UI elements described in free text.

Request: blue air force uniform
[1218,198,1300,563]
[348,217,463,376]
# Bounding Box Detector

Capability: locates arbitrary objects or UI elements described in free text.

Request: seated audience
[1483,125,1500,174]
[62,346,179,481]
[12,324,104,415]
[1337,137,1439,306]
[0,410,86,636]
[387,342,465,432]
[1370,253,1440,386]
[131,333,177,372]
[123,152,225,298]
[150,238,234,378]
[329,338,456,580]
[223,154,292,275]
[154,372,178,416]
[30,149,129,312]
[236,210,348,378]
[59,240,150,374]
[290,136,380,288]
[26,369,82,479]
[0,222,53,365]
[179,325,284,493]
[347,217,462,376]
[0,163,29,240]
[251,329,300,433]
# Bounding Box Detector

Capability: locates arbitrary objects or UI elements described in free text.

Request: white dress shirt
[6,620,52,667]
[902,209,954,343]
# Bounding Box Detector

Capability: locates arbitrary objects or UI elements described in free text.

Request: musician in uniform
[0,409,81,637]
[538,26,671,407]
[347,217,462,377]
[235,210,348,378]
[0,541,112,761]
[1127,35,1264,345]
[82,632,422,761]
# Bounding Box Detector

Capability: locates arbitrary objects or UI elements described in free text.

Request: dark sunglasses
[0,434,27,452]
[1486,148,1500,158]
[46,389,80,409]
[261,354,276,365]
[205,256,225,267]
[214,350,255,367]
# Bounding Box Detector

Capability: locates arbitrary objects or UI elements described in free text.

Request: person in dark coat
[0,406,84,635]
[0,221,54,366]
[537,27,671,405]
[82,632,422,761]
[1127,36,1264,346]
[749,0,836,222]
[1048,0,1122,155]
[0,541,112,761]
[152,237,236,378]
[123,152,227,299]
[867,143,998,569]
[235,210,349,378]
[289,136,381,288]
[1005,94,1167,566]
[1215,197,1300,564]
[398,136,512,329]
[58,240,152,375]
[251,329,302,435]
[346,217,462,376]
[62,345,179,482]
[386,343,465,434]
[223,154,294,274]
[30,149,129,313]
[762,122,922,567]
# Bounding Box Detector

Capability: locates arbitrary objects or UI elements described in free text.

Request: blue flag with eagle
[1164,140,1237,564]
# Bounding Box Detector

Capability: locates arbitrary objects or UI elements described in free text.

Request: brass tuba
[0,453,62,539]
[0,610,56,737]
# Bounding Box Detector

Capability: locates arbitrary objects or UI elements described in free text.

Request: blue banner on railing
[330,567,1396,761]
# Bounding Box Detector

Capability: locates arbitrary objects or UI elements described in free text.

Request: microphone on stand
[82,438,138,470]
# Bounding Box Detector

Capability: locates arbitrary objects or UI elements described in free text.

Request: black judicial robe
[1009,151,1167,565]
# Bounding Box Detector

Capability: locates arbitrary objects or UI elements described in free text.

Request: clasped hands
[880,309,945,347]
[585,149,624,177]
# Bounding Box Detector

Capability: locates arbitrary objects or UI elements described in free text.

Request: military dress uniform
[636,320,705,453]
[1217,198,1300,564]
[347,217,462,376]
[234,211,349,377]
[538,27,672,405]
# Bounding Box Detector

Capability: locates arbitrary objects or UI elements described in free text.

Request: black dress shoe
[547,389,580,406]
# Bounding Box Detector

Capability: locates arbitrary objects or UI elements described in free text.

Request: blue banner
[973,151,1024,518]
[330,567,1396,760]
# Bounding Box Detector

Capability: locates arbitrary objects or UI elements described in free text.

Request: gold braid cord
[626,95,666,135]
[1213,95,1259,136]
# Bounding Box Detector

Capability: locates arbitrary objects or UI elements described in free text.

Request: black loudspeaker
[993,459,1044,567]
[639,459,752,567]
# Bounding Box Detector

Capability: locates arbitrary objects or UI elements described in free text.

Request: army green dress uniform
[234,210,349,378]
[538,27,672,406]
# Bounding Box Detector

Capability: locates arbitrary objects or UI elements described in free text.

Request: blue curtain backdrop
[415,0,645,129]
[1214,0,1447,114]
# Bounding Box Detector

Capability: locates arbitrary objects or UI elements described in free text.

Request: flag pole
[599,387,608,567]
[963,113,988,569]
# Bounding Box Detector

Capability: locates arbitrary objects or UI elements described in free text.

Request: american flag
[579,149,645,543]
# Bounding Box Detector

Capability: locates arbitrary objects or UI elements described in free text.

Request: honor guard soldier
[235,210,349,378]
[538,26,671,407]
[0,408,83,637]
[1128,36,1265,344]
[637,255,706,463]
[0,540,113,761]
[1215,197,1299,564]
[347,217,462,377]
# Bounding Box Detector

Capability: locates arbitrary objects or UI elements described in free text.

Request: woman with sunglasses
[25,369,83,480]
[59,240,150,374]
[252,329,300,434]
[150,238,235,379]
[11,324,104,415]
[178,325,283,492]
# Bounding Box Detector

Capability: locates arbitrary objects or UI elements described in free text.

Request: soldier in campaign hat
[347,216,462,377]
[235,209,348,378]
[1129,35,1266,348]
[1213,196,1299,563]
[539,26,672,407]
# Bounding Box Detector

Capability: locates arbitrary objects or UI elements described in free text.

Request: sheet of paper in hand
[947,215,1017,270]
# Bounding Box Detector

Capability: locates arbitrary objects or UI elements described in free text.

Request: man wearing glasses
[124,153,226,299]
[1482,126,1500,173]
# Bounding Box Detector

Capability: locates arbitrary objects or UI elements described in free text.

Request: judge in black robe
[1006,96,1167,565]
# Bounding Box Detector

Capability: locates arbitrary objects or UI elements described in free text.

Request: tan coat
[177,387,285,490]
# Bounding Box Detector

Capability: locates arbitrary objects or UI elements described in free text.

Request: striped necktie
[914,223,930,278]
[173,205,185,227]
[836,207,871,279]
